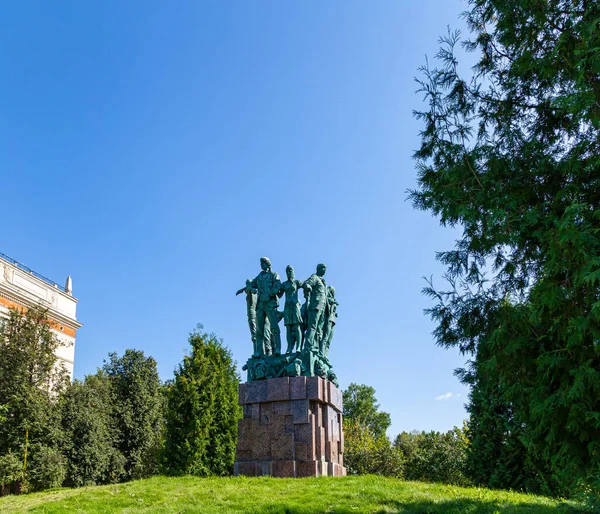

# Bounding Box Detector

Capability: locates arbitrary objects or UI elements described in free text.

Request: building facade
[0,252,82,378]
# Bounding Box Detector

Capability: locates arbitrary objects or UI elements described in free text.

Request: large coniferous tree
[458,344,555,493]
[164,326,241,476]
[411,0,600,494]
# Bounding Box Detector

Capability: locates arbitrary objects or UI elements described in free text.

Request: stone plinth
[234,376,346,478]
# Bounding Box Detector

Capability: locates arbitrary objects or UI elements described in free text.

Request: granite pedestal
[234,376,346,478]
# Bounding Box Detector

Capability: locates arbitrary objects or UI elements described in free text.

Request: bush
[0,451,23,494]
[395,427,470,486]
[343,419,404,477]
[27,445,66,491]
[342,383,402,477]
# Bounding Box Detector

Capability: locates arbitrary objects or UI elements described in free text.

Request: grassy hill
[0,475,586,513]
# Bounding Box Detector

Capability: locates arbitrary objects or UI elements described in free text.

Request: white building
[0,252,82,378]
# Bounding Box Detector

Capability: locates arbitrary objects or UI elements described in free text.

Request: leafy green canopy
[0,307,69,491]
[343,383,391,438]
[342,383,402,476]
[60,373,126,487]
[163,326,241,476]
[394,427,470,486]
[410,0,600,494]
[102,350,165,481]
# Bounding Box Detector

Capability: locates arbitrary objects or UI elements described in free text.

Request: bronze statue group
[236,257,338,383]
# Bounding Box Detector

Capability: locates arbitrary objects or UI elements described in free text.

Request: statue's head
[316,263,326,277]
[260,257,271,271]
[286,265,294,280]
[328,286,335,298]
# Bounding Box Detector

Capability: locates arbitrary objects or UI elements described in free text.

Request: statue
[302,263,328,354]
[236,279,260,357]
[321,286,338,358]
[284,357,303,377]
[300,288,309,342]
[239,259,338,385]
[278,265,304,354]
[249,257,282,356]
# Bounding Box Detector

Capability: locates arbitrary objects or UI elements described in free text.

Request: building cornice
[0,255,78,303]
[0,286,82,331]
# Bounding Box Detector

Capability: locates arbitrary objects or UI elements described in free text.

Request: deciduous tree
[60,372,125,486]
[0,307,69,491]
[394,427,470,486]
[103,349,165,480]
[343,383,391,438]
[342,383,402,476]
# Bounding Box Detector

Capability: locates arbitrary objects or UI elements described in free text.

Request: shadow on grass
[246,497,583,514]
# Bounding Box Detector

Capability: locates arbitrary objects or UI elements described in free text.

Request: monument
[234,258,346,477]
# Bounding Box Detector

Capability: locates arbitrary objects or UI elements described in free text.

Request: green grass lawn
[0,475,585,514]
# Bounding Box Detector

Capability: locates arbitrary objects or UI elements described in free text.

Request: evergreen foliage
[102,350,165,481]
[163,326,241,476]
[410,0,600,496]
[460,342,557,494]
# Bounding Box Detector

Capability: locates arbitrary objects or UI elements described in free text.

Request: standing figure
[250,257,282,355]
[300,288,310,344]
[302,263,328,354]
[278,265,304,354]
[321,286,338,359]
[236,279,260,357]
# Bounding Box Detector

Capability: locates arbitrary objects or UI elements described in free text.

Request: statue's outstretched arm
[235,287,245,296]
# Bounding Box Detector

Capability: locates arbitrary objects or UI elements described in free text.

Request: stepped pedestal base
[234,376,346,478]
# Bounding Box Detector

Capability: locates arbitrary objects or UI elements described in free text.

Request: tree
[459,342,556,494]
[342,383,402,476]
[103,349,165,480]
[394,426,470,486]
[410,0,600,495]
[343,383,391,438]
[0,452,22,495]
[163,326,241,476]
[343,419,404,477]
[0,307,69,491]
[60,372,125,486]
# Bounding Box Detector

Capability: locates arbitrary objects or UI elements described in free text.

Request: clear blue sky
[1,0,473,437]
